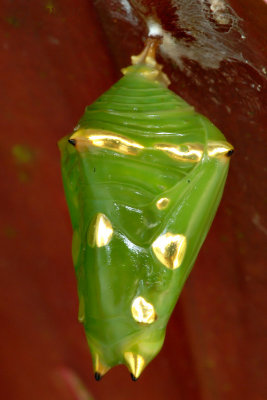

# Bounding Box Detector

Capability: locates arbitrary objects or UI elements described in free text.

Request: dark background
[1,1,266,399]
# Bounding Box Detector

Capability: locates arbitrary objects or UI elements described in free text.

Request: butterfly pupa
[59,38,233,380]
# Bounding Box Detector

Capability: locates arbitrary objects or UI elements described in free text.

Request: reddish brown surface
[0,1,266,399]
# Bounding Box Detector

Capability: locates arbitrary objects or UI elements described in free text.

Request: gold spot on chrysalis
[124,352,145,379]
[156,197,170,210]
[69,129,144,155]
[87,213,113,248]
[152,232,187,270]
[155,143,203,162]
[94,353,110,377]
[131,296,156,325]
[207,141,234,158]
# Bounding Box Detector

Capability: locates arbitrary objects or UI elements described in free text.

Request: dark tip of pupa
[130,373,138,381]
[94,372,102,381]
[226,149,234,157]
[68,139,76,146]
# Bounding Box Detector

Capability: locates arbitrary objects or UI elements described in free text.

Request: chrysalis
[59,38,233,381]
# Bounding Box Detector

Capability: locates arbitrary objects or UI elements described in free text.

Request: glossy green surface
[59,63,232,376]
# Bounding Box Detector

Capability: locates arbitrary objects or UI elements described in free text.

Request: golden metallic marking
[94,353,110,377]
[87,213,113,248]
[155,143,203,162]
[152,232,187,270]
[131,296,157,325]
[124,352,145,380]
[70,129,144,155]
[156,197,170,210]
[207,141,234,158]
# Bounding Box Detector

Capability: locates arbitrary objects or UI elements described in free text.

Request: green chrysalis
[59,38,233,380]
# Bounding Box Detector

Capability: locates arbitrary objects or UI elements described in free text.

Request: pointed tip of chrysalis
[94,372,102,381]
[130,373,138,381]
[124,352,145,380]
[68,138,76,146]
[92,353,111,380]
